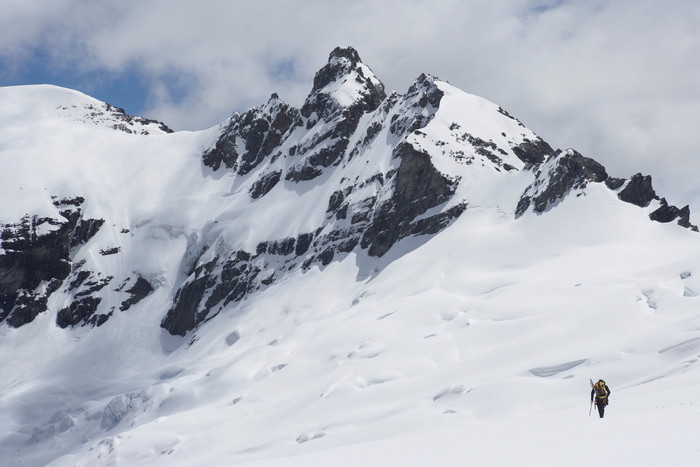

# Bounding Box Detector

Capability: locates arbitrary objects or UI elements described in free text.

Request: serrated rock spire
[301,46,386,120]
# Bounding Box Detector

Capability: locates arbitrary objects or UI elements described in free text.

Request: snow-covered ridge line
[0,84,173,135]
[56,101,174,135]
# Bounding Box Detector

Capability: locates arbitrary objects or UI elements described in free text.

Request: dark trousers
[595,398,607,418]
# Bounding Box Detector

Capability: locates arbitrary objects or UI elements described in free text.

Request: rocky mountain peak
[301,46,386,120]
[311,46,367,91]
[516,149,607,216]
[1,46,696,339]
[329,46,361,63]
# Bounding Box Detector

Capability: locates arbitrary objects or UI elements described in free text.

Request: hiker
[590,379,611,418]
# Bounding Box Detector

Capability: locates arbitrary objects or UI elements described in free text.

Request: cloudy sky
[2,0,699,211]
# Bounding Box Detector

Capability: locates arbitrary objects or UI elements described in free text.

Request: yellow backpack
[594,380,608,399]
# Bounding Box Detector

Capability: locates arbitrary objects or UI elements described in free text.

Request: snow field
[12,193,691,465]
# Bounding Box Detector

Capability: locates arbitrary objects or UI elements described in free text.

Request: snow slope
[2,62,700,466]
[5,185,699,466]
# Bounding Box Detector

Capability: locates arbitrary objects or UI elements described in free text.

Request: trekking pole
[589,399,593,416]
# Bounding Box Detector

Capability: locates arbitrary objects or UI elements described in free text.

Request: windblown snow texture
[1,47,700,467]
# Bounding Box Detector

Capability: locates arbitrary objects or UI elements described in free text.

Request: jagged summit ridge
[515,148,697,230]
[202,95,300,173]
[0,46,695,337]
[202,47,386,179]
[160,47,696,335]
[312,46,364,90]
[302,46,386,119]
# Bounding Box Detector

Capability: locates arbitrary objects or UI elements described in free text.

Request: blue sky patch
[1,45,151,117]
[269,59,297,82]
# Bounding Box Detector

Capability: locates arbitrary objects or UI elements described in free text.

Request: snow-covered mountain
[2,47,700,466]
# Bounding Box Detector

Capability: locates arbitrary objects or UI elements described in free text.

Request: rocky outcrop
[0,197,104,327]
[361,143,460,257]
[162,141,464,336]
[302,47,386,119]
[387,74,443,139]
[103,104,174,135]
[162,247,275,336]
[511,138,556,166]
[62,102,173,135]
[286,47,387,182]
[617,173,656,207]
[203,95,301,173]
[56,295,106,328]
[649,199,698,231]
[249,170,283,199]
[604,177,626,190]
[516,149,608,216]
[203,47,387,185]
[119,276,154,311]
[517,155,697,231]
[605,173,695,229]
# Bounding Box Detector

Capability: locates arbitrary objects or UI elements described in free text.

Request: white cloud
[1,0,699,210]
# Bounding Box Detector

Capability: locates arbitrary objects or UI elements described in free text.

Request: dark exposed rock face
[361,143,460,257]
[649,199,698,231]
[203,47,387,186]
[516,149,608,216]
[203,95,301,173]
[0,217,71,300]
[162,252,258,336]
[327,190,345,213]
[511,138,556,166]
[302,47,386,119]
[388,74,443,139]
[162,275,209,336]
[310,48,361,91]
[250,170,282,199]
[295,233,313,256]
[119,276,155,311]
[57,296,105,328]
[287,47,387,182]
[162,227,320,335]
[56,268,113,328]
[617,173,656,207]
[613,173,696,229]
[100,246,121,256]
[0,197,104,327]
[517,154,697,231]
[4,279,62,328]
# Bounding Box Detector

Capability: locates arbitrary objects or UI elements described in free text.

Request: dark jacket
[591,382,611,401]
